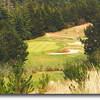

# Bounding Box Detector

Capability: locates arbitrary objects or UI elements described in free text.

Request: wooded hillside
[0,0,100,40]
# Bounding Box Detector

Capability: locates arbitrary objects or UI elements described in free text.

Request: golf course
[17,23,93,94]
[1,0,100,95]
[24,23,91,72]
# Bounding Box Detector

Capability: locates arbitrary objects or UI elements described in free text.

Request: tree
[0,5,34,94]
[0,29,35,94]
[11,2,32,40]
[83,18,100,65]
[0,30,28,63]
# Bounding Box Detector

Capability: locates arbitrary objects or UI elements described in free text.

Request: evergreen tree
[83,18,100,64]
[11,2,32,40]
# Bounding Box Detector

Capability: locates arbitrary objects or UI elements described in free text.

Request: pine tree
[11,2,32,40]
[83,18,100,65]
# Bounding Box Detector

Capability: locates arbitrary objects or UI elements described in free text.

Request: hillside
[45,23,92,39]
[25,23,91,73]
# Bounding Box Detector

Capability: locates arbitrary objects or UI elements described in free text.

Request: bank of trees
[83,17,100,65]
[0,4,33,94]
[0,0,100,40]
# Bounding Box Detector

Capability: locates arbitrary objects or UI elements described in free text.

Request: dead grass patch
[45,23,92,39]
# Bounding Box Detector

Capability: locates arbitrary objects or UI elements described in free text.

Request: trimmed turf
[24,36,86,72]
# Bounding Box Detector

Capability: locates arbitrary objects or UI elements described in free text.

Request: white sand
[67,49,80,54]
[48,49,80,55]
[69,42,82,45]
[48,52,69,55]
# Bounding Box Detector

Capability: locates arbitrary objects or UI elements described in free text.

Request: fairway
[28,41,59,53]
[24,23,90,72]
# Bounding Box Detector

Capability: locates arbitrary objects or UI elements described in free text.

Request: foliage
[39,74,49,89]
[63,61,88,84]
[10,2,32,40]
[7,63,34,94]
[0,59,34,94]
[1,0,100,40]
[90,48,100,65]
[29,73,50,91]
[83,18,100,65]
[0,4,33,94]
[0,30,28,64]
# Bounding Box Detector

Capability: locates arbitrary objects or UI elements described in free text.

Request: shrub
[63,61,88,84]
[88,48,100,65]
[83,18,100,65]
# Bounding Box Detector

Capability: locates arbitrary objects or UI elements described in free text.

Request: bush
[88,48,100,65]
[63,61,88,84]
[0,60,34,94]
[0,30,28,64]
[83,18,100,65]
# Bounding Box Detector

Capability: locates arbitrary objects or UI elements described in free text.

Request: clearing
[24,23,91,72]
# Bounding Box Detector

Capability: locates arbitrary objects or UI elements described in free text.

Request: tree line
[1,0,100,40]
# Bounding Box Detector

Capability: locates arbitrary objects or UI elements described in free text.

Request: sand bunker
[48,52,69,55]
[67,49,80,54]
[48,49,80,55]
[68,42,82,45]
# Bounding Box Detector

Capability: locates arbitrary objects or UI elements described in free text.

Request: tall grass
[64,63,100,94]
[63,61,88,84]
[28,71,65,94]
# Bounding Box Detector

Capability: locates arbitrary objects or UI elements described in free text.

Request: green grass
[24,32,86,72]
[28,41,59,53]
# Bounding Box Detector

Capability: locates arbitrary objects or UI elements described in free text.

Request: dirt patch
[52,38,67,40]
[44,80,78,94]
[45,33,61,37]
[46,33,67,38]
[29,79,78,94]
[45,48,69,54]
[45,23,92,39]
[60,48,70,53]
[30,70,100,94]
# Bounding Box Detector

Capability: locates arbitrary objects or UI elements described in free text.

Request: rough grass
[28,71,65,94]
[36,65,100,94]
[68,68,100,94]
